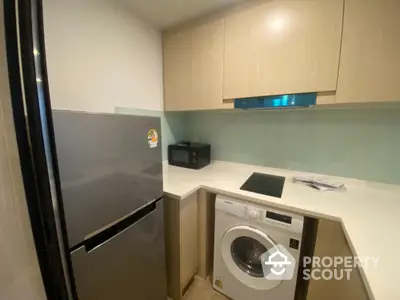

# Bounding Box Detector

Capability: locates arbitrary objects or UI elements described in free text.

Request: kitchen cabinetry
[224,0,344,99]
[190,19,224,110]
[163,0,400,110]
[163,1,343,110]
[307,219,369,300]
[197,190,215,278]
[163,19,224,111]
[179,194,198,290]
[164,193,198,300]
[336,0,400,103]
[163,29,191,111]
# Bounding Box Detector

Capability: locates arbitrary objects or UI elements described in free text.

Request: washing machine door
[221,225,281,290]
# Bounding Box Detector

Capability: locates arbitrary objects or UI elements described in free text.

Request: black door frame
[3,1,72,299]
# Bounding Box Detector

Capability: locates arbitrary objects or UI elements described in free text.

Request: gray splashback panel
[52,110,163,248]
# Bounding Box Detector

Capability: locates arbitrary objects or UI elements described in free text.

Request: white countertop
[163,160,400,300]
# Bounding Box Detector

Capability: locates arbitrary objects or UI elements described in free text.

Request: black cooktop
[240,172,285,198]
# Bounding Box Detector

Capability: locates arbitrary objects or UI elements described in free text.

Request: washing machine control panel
[266,211,292,224]
[216,195,304,234]
[245,205,304,234]
[246,207,261,220]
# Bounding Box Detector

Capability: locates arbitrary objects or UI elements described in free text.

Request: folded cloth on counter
[292,176,346,192]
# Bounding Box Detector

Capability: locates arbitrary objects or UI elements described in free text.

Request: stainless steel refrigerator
[2,0,167,299]
[52,111,167,300]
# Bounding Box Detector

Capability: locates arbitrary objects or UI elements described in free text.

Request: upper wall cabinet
[223,0,344,99]
[163,19,224,111]
[336,0,400,103]
[163,29,191,111]
[190,19,225,110]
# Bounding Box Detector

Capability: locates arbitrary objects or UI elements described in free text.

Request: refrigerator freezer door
[70,199,166,300]
[52,110,163,248]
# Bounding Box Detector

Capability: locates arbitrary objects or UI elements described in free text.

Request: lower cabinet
[307,219,369,300]
[180,194,199,290]
[165,191,370,300]
[164,193,198,300]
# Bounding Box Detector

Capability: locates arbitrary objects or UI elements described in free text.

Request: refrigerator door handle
[83,197,162,253]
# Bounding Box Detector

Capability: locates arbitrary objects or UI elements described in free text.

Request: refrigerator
[53,111,167,300]
[2,1,167,300]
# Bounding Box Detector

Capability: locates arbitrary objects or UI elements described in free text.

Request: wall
[0,1,46,298]
[183,107,400,184]
[43,0,163,113]
[42,2,400,185]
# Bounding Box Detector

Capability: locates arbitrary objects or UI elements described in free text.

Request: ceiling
[122,0,244,29]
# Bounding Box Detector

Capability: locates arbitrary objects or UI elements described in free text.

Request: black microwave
[168,141,210,169]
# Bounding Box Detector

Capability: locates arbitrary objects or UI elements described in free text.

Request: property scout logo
[260,244,379,281]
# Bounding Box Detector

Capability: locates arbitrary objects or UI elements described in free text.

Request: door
[70,199,167,300]
[52,111,163,248]
[224,0,343,99]
[4,0,73,298]
[180,194,198,289]
[163,29,191,111]
[221,225,281,290]
[190,18,224,110]
[336,0,400,103]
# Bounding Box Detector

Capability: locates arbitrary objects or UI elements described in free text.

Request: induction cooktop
[240,172,285,198]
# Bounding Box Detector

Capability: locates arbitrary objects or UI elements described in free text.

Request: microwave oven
[168,141,210,169]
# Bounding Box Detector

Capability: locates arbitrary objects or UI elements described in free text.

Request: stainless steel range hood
[234,93,317,110]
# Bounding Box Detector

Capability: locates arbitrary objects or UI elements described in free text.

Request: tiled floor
[183,277,229,300]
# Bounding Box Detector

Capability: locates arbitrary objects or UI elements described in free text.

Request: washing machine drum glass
[221,225,281,290]
[231,237,267,278]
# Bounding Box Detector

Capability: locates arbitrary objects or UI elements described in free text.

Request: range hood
[234,93,316,110]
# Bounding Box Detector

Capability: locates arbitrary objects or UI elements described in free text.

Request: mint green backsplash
[182,108,400,184]
[115,106,400,184]
[114,107,186,160]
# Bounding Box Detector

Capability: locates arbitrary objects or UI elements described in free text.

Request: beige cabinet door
[224,0,343,99]
[307,220,369,300]
[336,0,400,103]
[163,30,191,111]
[180,194,198,290]
[190,18,225,110]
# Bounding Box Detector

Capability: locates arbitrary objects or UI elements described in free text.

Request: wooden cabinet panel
[163,30,191,111]
[180,194,198,289]
[164,193,199,300]
[164,197,181,300]
[197,190,216,279]
[336,0,400,103]
[224,0,343,99]
[307,219,369,300]
[190,19,224,110]
[163,19,224,111]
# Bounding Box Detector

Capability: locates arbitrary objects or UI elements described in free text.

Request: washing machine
[213,195,304,300]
